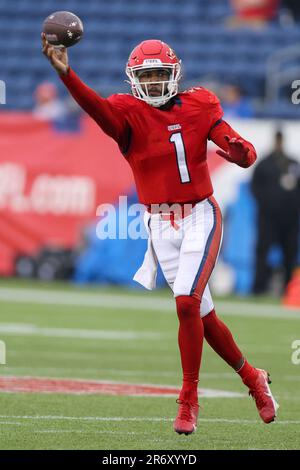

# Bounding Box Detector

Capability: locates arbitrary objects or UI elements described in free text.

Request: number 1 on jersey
[170,132,191,183]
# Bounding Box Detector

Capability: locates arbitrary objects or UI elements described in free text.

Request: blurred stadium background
[0,0,300,451]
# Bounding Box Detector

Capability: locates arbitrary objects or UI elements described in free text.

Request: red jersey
[61,69,256,205]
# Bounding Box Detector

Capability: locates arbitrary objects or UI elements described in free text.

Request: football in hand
[43,11,83,48]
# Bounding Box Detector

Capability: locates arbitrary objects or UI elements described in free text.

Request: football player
[42,35,279,435]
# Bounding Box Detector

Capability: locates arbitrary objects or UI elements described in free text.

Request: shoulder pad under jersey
[108,93,140,111]
[181,86,220,106]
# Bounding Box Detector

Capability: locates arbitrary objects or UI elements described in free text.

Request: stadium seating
[1,0,300,116]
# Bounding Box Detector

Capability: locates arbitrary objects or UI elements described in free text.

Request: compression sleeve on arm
[60,68,129,147]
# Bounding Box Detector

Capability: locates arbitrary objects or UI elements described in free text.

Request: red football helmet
[126,39,182,107]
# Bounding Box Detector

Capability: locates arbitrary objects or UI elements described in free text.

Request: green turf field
[0,279,299,450]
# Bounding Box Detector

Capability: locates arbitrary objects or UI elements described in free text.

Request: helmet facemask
[126,62,182,107]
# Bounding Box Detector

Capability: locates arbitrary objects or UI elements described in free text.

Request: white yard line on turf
[0,415,299,425]
[0,323,161,340]
[0,421,24,426]
[0,286,299,319]
[1,366,238,380]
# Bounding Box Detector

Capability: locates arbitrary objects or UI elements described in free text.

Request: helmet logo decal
[167,48,176,59]
[131,55,140,63]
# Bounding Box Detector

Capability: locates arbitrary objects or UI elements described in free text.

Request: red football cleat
[244,369,279,423]
[173,399,199,435]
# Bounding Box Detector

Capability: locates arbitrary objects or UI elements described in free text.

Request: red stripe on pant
[191,196,223,300]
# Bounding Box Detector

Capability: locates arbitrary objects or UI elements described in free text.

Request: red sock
[237,360,258,384]
[203,309,255,374]
[176,295,203,403]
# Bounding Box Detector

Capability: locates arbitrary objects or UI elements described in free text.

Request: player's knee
[175,295,200,320]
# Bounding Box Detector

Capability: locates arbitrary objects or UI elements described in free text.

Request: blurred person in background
[229,0,279,27]
[32,82,66,121]
[281,0,300,22]
[251,130,300,294]
[220,84,255,118]
[42,34,279,435]
[33,82,82,131]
